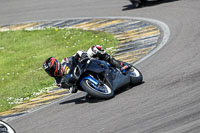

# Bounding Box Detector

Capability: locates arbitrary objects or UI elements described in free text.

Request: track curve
[1,0,200,133]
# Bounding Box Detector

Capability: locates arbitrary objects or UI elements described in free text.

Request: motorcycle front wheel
[80,77,114,99]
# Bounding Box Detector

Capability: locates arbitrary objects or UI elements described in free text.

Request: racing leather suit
[55,46,125,91]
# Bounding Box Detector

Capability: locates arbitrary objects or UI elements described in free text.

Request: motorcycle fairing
[86,59,109,74]
[81,76,98,85]
[84,59,130,91]
[108,68,131,91]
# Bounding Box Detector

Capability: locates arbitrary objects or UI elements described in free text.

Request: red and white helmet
[87,45,105,58]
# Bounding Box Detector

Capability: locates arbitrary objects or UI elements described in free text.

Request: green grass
[0,28,119,112]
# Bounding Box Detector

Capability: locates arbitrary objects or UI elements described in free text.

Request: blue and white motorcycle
[65,58,143,99]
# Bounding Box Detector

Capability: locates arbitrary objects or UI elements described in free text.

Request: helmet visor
[46,61,57,77]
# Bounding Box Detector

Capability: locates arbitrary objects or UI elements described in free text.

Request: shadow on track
[115,81,145,96]
[122,0,179,11]
[59,82,145,105]
[59,96,105,105]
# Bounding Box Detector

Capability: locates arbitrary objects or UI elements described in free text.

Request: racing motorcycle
[63,58,143,99]
[129,0,158,8]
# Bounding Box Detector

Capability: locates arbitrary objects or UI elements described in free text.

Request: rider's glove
[57,83,61,87]
[76,51,89,63]
[80,53,89,63]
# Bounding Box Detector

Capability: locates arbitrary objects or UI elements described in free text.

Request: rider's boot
[69,86,78,93]
[120,64,132,74]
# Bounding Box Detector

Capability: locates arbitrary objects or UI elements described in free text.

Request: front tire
[81,78,114,99]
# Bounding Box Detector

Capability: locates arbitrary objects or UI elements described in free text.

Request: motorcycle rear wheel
[81,78,114,99]
[129,66,143,85]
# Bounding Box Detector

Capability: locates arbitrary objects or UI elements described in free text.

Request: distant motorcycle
[129,0,158,8]
[63,58,143,99]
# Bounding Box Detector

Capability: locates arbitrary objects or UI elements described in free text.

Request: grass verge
[0,28,119,112]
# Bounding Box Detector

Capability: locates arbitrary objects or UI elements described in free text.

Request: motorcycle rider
[43,45,131,94]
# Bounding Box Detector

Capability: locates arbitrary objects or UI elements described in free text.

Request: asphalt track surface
[1,0,200,133]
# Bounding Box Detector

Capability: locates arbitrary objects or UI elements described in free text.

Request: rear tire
[81,79,114,99]
[129,66,143,85]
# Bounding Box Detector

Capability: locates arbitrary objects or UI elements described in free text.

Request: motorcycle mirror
[0,120,16,133]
